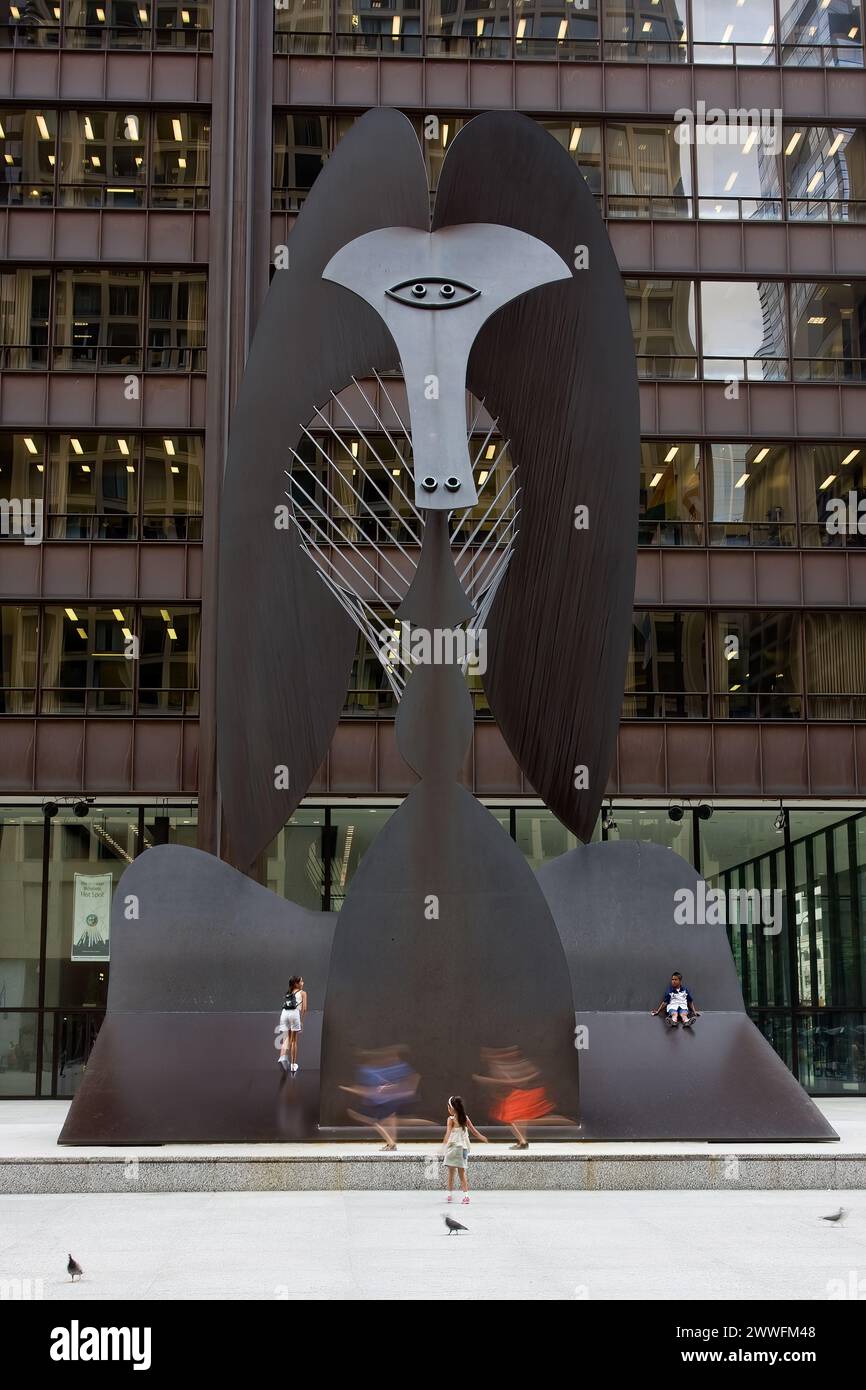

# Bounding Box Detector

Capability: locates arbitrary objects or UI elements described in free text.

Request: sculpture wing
[433,113,639,841]
[218,110,430,870]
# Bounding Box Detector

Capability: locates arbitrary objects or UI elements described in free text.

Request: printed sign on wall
[72,873,112,962]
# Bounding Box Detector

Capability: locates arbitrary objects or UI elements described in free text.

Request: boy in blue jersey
[651,972,699,1027]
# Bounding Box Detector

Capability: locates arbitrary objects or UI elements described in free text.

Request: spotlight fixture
[73,799,90,817]
[43,801,59,818]
[602,802,617,833]
[668,804,684,822]
[697,803,713,821]
[774,802,787,834]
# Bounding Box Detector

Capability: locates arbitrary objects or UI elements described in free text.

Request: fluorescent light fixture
[725,648,736,662]
[664,447,678,463]
[827,133,845,157]
[819,475,836,490]
[642,20,652,31]
[70,438,83,455]
[113,609,125,622]
[742,130,758,154]
[23,436,38,455]
[516,18,526,39]
[762,25,774,42]
[730,684,741,692]
[9,5,20,17]
[722,23,734,42]
[96,7,105,20]
[36,463,44,473]
[164,438,175,455]
[122,627,133,642]
[753,447,769,463]
[170,464,179,474]
[48,155,55,166]
[81,464,91,474]
[167,628,178,641]
[91,155,101,169]
[172,118,183,142]
[178,157,187,169]
[569,126,581,152]
[724,171,738,192]
[139,7,149,20]
[849,27,859,38]
[65,608,78,622]
[392,15,401,36]
[735,473,749,488]
[477,470,489,486]
[391,468,401,477]
[842,449,860,465]
[76,627,87,641]
[160,609,171,622]
[117,439,129,456]
[808,316,827,325]
[476,18,485,36]
[807,170,824,193]
[485,444,496,460]
[36,115,50,141]
[181,8,190,21]
[0,121,5,138]
[3,155,12,166]
[126,464,135,474]
[350,441,358,457]
[558,19,568,39]
[84,117,94,140]
[649,472,664,488]
[124,115,140,142]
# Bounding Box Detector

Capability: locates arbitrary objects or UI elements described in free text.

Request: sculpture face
[322,223,571,510]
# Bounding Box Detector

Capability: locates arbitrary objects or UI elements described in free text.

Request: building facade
[1,0,865,1097]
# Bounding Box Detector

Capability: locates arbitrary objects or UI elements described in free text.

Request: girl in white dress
[441,1094,488,1204]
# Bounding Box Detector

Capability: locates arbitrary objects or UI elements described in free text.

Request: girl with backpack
[441,1095,488,1204]
[276,976,306,1074]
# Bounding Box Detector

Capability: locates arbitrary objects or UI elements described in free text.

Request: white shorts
[281,1008,302,1034]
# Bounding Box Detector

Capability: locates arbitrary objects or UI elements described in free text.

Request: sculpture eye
[386,278,480,310]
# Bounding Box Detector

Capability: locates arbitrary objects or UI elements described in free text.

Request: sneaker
[682,1016,694,1027]
[290,1062,298,1072]
[461,1196,470,1205]
[278,1056,289,1074]
[446,1193,453,1203]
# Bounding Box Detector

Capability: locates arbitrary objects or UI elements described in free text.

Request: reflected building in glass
[1,0,866,1099]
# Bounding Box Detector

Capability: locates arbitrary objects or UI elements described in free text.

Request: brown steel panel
[424,59,470,108]
[41,547,89,600]
[658,384,703,436]
[104,54,151,101]
[58,54,107,101]
[837,228,866,275]
[694,69,738,111]
[647,67,693,114]
[802,551,849,606]
[660,550,709,605]
[2,374,47,426]
[741,224,788,276]
[607,221,654,274]
[8,53,57,101]
[132,721,183,793]
[514,63,559,112]
[138,546,186,599]
[634,550,662,605]
[840,388,866,435]
[698,224,746,275]
[53,213,101,262]
[808,726,857,795]
[639,382,659,433]
[754,552,803,607]
[101,213,148,262]
[750,385,799,436]
[790,226,834,276]
[782,70,830,119]
[708,551,756,605]
[48,376,96,427]
[603,66,649,113]
[333,60,379,106]
[93,374,143,427]
[83,721,134,792]
[653,223,698,275]
[152,56,199,102]
[0,721,35,791]
[473,722,523,794]
[560,65,603,110]
[702,382,749,436]
[795,386,843,436]
[618,724,666,793]
[285,57,333,105]
[856,728,866,791]
[469,62,517,109]
[827,72,866,121]
[7,212,52,260]
[309,755,327,793]
[376,721,418,796]
[186,546,202,601]
[712,725,761,793]
[379,60,423,106]
[89,546,138,600]
[148,214,195,263]
[665,724,714,793]
[182,721,199,793]
[189,377,207,429]
[141,377,196,428]
[193,215,209,263]
[35,721,85,790]
[848,554,866,606]
[0,545,41,598]
[761,725,809,794]
[327,722,378,794]
[739,68,783,111]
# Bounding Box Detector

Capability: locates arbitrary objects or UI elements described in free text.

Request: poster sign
[72,873,112,962]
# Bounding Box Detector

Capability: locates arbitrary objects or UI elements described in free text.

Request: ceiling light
[391,468,401,477]
[70,438,83,454]
[178,157,187,169]
[65,608,78,621]
[172,118,183,142]
[84,117,94,140]
[842,449,860,465]
[807,170,824,193]
[516,17,526,38]
[124,115,140,142]
[122,627,133,641]
[23,436,38,454]
[649,472,664,487]
[126,464,135,474]
[724,172,738,192]
[160,609,171,622]
[171,465,179,474]
[91,155,101,168]
[96,7,105,20]
[76,627,87,641]
[730,683,741,692]
[742,130,758,154]
[36,115,50,141]
[827,133,845,158]
[113,609,125,622]
[849,27,859,38]
[783,131,801,157]
[569,126,581,152]
[81,464,91,474]
[442,123,449,146]
[819,475,836,490]
[167,627,178,640]
[808,316,827,325]
[181,8,190,21]
[164,439,175,455]
[117,438,129,455]
[558,19,568,39]
[664,446,678,463]
[762,25,774,42]
[476,18,484,36]
[9,5,20,17]
[642,19,652,31]
[735,473,749,488]
[391,14,401,35]
[139,7,149,20]
[3,155,12,166]
[485,443,496,460]
[48,154,55,166]
[722,23,734,42]
[350,441,358,457]
[753,447,769,463]
[36,463,44,473]
[477,470,489,486]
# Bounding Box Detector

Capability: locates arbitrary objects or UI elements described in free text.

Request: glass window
[330,806,396,909]
[142,434,203,540]
[603,0,688,63]
[798,1013,866,1093]
[540,121,602,197]
[345,620,396,717]
[515,807,590,869]
[59,109,146,208]
[0,1012,39,1096]
[423,116,468,191]
[53,267,142,369]
[48,434,138,540]
[625,278,697,378]
[624,610,708,718]
[803,612,866,720]
[791,280,866,381]
[606,123,693,218]
[42,605,134,714]
[138,605,200,714]
[700,280,788,380]
[712,611,801,719]
[706,443,795,546]
[142,805,197,847]
[0,811,44,1010]
[147,270,207,370]
[691,0,777,64]
[696,122,782,219]
[154,1,211,48]
[798,442,866,547]
[0,107,56,205]
[428,0,510,57]
[639,440,702,545]
[1,0,60,48]
[605,806,694,861]
[0,604,39,713]
[784,126,866,221]
[266,808,329,911]
[272,113,329,211]
[336,0,421,54]
[513,0,597,59]
[789,809,866,1017]
[274,0,333,55]
[780,0,863,68]
[151,111,209,208]
[0,268,51,368]
[0,432,45,510]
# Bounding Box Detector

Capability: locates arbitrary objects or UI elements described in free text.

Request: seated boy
[651,972,699,1027]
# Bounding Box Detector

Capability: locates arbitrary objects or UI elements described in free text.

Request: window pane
[147,270,207,369]
[330,807,396,909]
[272,113,329,210]
[0,604,39,713]
[624,610,707,717]
[48,434,138,539]
[515,808,591,868]
[154,1,212,48]
[53,268,142,368]
[0,107,55,205]
[604,0,689,63]
[695,121,781,220]
[59,109,146,208]
[0,268,50,367]
[428,0,510,57]
[0,1012,38,1096]
[142,434,203,539]
[639,440,702,545]
[0,433,45,506]
[604,806,694,862]
[337,0,421,54]
[784,126,866,221]
[706,443,795,546]
[266,808,328,911]
[691,0,776,64]
[798,442,866,547]
[791,280,866,381]
[699,810,789,1007]
[151,111,209,207]
[712,611,801,719]
[606,123,692,217]
[0,811,44,1010]
[780,0,863,68]
[138,605,200,713]
[789,810,866,1012]
[513,0,597,59]
[625,278,697,378]
[274,0,333,54]
[700,280,788,380]
[803,612,866,719]
[344,621,396,717]
[798,1014,866,1093]
[539,121,602,196]
[41,605,134,714]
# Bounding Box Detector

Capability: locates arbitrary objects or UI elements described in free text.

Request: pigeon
[444,1215,468,1235]
[67,1254,83,1281]
[822,1208,845,1223]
